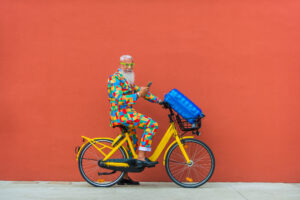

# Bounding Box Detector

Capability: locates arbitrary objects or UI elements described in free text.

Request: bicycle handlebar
[159,101,175,122]
[159,101,168,107]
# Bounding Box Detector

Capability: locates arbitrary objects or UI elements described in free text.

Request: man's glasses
[120,62,135,67]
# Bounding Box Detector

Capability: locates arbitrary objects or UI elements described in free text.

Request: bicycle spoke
[171,166,189,179]
[173,166,188,175]
[193,163,211,172]
[84,165,100,175]
[82,158,99,161]
[82,162,98,169]
[179,166,189,181]
[169,160,188,165]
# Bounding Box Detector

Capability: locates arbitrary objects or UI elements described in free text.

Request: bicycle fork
[175,135,191,164]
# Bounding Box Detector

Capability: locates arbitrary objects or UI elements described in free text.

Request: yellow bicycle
[75,102,215,188]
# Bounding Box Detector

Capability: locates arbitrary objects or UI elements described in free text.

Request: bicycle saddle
[113,125,129,132]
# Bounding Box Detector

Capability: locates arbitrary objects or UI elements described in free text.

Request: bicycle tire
[165,138,215,188]
[78,138,127,187]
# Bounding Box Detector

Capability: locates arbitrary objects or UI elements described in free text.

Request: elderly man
[107,55,161,185]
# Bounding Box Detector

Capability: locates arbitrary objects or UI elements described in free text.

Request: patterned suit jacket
[107,68,160,127]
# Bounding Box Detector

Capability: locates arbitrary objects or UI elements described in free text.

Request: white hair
[120,55,133,62]
[120,69,135,84]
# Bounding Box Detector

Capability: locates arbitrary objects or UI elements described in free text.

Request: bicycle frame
[76,122,194,166]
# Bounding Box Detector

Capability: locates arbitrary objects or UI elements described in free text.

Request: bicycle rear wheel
[78,138,127,187]
[165,138,215,188]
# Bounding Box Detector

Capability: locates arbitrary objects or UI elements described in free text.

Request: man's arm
[108,77,138,105]
[134,84,161,103]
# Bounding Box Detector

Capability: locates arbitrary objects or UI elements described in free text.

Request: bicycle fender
[76,136,115,161]
[163,136,194,166]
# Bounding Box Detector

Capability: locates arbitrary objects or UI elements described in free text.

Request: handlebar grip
[160,101,170,109]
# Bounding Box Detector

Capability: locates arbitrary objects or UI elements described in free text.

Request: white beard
[120,69,135,85]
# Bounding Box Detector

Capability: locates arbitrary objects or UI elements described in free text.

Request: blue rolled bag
[164,89,205,129]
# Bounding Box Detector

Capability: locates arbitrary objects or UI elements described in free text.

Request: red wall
[1,0,300,182]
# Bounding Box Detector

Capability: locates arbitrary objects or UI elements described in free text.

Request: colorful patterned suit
[108,69,160,156]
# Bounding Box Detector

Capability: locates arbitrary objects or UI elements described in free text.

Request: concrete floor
[0,181,300,200]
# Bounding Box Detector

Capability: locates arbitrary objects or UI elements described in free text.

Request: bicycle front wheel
[165,138,215,188]
[78,138,127,187]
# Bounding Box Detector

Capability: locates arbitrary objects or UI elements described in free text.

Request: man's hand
[138,87,149,98]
